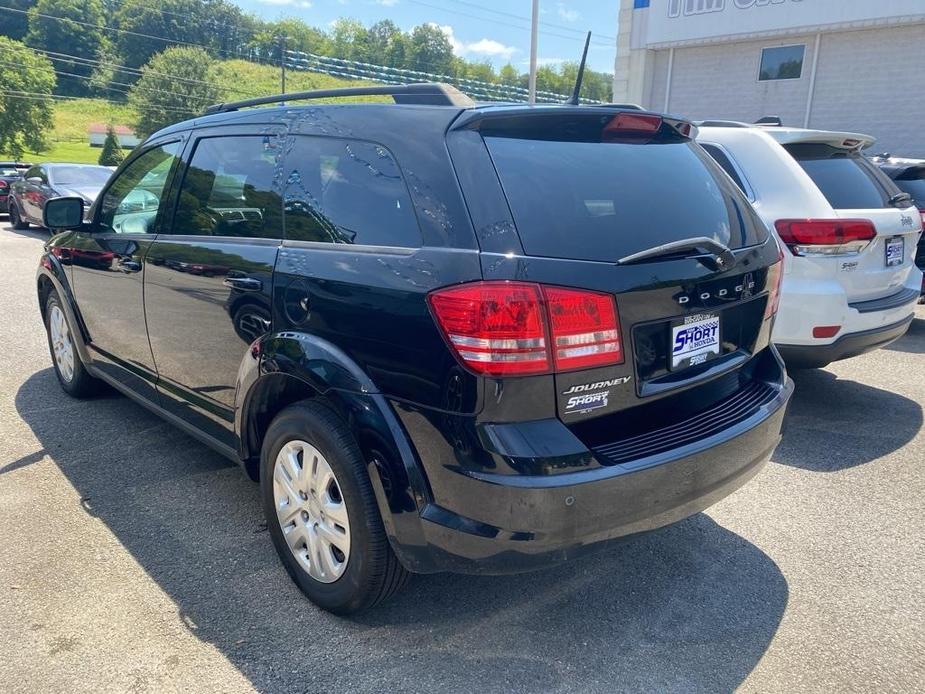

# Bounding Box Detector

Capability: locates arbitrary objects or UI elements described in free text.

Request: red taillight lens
[427,282,549,376]
[604,113,662,138]
[764,250,784,320]
[918,208,925,226]
[0,180,8,189]
[428,282,622,376]
[542,286,623,371]
[775,219,876,256]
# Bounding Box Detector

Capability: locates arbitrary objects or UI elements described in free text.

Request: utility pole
[279,35,287,96]
[528,0,539,103]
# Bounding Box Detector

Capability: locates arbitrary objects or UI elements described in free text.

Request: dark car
[0,161,29,214]
[9,163,113,230]
[870,155,925,297]
[35,83,792,614]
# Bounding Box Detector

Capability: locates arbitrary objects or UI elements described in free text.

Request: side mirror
[26,176,43,184]
[44,196,85,230]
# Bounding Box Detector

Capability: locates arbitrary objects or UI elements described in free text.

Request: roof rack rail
[204,82,475,115]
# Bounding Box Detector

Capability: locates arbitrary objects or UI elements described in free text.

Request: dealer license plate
[885,237,904,267]
[670,314,721,370]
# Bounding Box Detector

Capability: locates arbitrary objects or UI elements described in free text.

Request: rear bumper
[0,195,8,212]
[399,349,792,575]
[776,315,913,368]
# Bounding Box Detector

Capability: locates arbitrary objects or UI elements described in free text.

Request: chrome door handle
[118,259,141,273]
[223,276,262,292]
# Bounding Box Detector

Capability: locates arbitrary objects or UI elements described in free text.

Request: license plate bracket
[670,313,721,371]
[885,236,904,267]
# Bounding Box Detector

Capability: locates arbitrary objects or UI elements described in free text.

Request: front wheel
[260,400,410,614]
[44,291,101,398]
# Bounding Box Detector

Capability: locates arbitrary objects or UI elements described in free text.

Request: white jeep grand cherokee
[697,123,923,368]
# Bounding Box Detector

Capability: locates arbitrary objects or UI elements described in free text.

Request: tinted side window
[700,143,751,199]
[98,142,180,234]
[894,178,925,208]
[172,136,283,239]
[283,136,420,247]
[786,144,889,209]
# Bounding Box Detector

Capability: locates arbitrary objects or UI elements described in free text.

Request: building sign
[643,0,925,46]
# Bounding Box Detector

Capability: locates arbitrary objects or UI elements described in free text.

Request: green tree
[408,24,453,75]
[2,0,37,42]
[0,37,55,159]
[97,124,125,166]
[25,0,106,96]
[129,46,220,136]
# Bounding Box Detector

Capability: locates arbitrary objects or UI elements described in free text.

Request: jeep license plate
[885,237,904,267]
[670,314,721,370]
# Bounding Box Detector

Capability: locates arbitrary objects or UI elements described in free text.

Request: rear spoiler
[766,129,876,151]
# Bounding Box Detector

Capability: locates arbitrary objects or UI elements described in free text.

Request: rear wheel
[44,291,101,398]
[9,202,28,230]
[260,400,410,614]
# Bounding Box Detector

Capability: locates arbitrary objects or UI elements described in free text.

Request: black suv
[870,155,925,297]
[37,84,792,614]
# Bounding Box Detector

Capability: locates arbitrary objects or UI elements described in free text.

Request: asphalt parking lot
[0,221,923,694]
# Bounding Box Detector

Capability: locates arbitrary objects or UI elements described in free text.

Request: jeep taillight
[427,281,623,377]
[775,219,876,256]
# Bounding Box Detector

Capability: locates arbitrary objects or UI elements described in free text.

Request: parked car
[0,161,29,214]
[869,155,925,298]
[697,122,923,368]
[36,84,792,614]
[8,163,113,230]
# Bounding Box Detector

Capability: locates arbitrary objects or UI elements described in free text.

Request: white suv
[697,123,923,368]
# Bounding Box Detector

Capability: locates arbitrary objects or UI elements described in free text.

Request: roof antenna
[566,31,592,106]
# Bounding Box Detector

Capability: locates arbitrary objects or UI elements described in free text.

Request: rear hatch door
[465,110,780,421]
[784,143,922,302]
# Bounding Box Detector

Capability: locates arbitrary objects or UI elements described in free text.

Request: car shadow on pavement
[773,368,923,472]
[16,368,788,694]
[884,315,925,354]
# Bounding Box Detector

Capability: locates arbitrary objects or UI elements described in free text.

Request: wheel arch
[236,333,432,569]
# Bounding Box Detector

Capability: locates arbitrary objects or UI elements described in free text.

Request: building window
[758,45,805,81]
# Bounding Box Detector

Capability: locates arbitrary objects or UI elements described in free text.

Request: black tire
[9,202,28,230]
[44,290,102,398]
[260,399,410,614]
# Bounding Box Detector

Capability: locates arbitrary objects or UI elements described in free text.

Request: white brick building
[613,0,925,156]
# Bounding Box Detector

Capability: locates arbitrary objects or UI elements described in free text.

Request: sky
[235,0,619,74]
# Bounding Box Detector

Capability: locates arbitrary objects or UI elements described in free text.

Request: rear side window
[700,143,752,199]
[485,136,766,262]
[172,135,283,239]
[785,144,890,210]
[283,136,420,248]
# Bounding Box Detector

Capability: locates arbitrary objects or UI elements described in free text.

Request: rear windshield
[52,166,112,186]
[894,178,925,208]
[785,144,890,209]
[485,137,765,262]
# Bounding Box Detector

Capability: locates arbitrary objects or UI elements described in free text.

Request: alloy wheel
[272,440,351,583]
[49,305,75,383]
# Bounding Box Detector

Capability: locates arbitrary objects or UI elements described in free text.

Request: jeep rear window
[785,144,889,210]
[484,136,765,262]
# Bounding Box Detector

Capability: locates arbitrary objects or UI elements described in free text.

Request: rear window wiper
[888,192,914,208]
[617,236,736,271]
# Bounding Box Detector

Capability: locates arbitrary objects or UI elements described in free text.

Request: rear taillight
[764,250,784,319]
[0,181,7,190]
[918,208,925,226]
[428,281,623,376]
[775,219,876,257]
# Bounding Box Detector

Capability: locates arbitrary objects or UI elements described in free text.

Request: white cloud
[434,24,518,61]
[557,3,580,22]
[375,0,398,6]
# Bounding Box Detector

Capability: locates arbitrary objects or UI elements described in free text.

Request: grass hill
[12,60,371,165]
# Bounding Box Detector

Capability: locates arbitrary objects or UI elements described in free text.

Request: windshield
[785,144,889,209]
[52,166,112,187]
[895,178,925,208]
[0,168,19,177]
[485,136,767,262]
